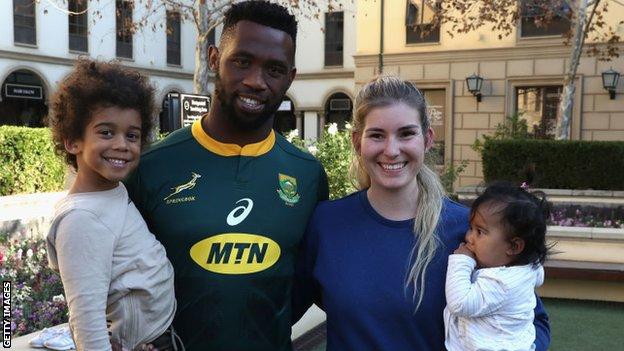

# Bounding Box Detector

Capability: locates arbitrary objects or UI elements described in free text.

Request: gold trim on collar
[191,120,275,157]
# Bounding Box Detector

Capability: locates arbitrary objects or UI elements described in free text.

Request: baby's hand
[454,242,475,259]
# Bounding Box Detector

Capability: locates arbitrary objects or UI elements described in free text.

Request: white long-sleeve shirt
[444,254,544,351]
[47,184,176,351]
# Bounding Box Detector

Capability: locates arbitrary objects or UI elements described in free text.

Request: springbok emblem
[164,172,202,200]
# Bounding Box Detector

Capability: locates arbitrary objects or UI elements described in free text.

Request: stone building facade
[355,0,624,187]
[0,0,356,140]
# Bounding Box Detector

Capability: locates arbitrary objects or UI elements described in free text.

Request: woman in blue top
[294,75,550,350]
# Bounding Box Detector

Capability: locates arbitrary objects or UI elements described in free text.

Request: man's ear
[507,237,525,256]
[288,66,297,85]
[64,139,80,155]
[208,45,219,72]
[351,131,361,156]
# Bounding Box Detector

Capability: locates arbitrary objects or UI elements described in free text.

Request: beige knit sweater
[47,184,176,351]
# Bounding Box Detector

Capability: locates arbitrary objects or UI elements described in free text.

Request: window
[515,86,563,139]
[166,11,181,65]
[406,0,440,44]
[324,12,344,67]
[13,0,36,45]
[68,0,88,52]
[520,0,571,37]
[116,0,133,59]
[325,93,352,131]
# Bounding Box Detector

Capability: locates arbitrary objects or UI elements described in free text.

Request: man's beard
[214,72,281,131]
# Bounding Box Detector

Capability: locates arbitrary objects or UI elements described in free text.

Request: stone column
[303,110,320,140]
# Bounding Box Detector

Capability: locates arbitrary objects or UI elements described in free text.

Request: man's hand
[454,242,476,260]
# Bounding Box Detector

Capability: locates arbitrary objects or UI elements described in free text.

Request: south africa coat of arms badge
[277,173,300,205]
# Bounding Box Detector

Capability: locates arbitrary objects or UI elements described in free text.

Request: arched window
[0,69,47,127]
[273,97,297,136]
[324,93,352,131]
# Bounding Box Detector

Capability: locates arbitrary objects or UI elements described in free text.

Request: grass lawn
[296,298,624,351]
[545,298,624,350]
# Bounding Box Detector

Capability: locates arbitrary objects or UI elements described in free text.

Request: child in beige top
[46,59,178,351]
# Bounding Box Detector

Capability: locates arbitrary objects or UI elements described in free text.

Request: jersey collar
[191,120,275,157]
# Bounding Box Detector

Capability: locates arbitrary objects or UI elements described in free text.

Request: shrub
[472,112,533,152]
[482,139,624,190]
[426,143,468,195]
[286,124,356,200]
[0,126,66,196]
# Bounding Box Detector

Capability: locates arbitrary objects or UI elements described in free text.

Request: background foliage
[482,139,624,190]
[286,124,356,200]
[0,235,67,336]
[0,126,66,196]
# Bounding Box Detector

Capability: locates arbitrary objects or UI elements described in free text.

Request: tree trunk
[193,2,210,95]
[556,0,590,140]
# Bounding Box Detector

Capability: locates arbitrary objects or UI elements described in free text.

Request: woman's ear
[424,127,435,152]
[351,131,361,156]
[507,237,525,256]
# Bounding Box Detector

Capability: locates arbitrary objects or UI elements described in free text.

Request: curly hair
[221,0,297,55]
[471,181,552,266]
[48,59,155,169]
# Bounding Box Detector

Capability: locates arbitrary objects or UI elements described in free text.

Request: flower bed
[0,234,68,336]
[549,205,623,228]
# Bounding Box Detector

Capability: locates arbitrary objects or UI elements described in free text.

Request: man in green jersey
[125,1,328,350]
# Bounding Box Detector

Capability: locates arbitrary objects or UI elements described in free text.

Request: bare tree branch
[41,0,89,15]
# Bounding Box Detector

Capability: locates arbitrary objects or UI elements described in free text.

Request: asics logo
[226,198,253,226]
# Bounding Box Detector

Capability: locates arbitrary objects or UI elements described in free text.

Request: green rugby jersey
[125,120,328,351]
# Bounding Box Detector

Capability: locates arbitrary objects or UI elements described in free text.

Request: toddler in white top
[444,182,550,351]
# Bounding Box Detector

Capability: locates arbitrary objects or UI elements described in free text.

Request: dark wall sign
[5,84,43,100]
[180,93,210,127]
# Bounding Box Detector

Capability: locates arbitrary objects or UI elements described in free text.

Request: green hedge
[0,126,66,196]
[482,139,624,190]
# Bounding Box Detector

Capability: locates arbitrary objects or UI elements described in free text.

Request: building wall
[0,0,356,140]
[291,1,357,138]
[355,0,624,187]
[0,0,196,109]
[357,1,624,55]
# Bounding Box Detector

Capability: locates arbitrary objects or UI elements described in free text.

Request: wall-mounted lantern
[602,68,620,100]
[465,73,484,102]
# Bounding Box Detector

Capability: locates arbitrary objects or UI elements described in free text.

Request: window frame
[514,85,564,139]
[405,0,440,45]
[519,0,571,38]
[13,0,37,46]
[68,0,89,53]
[116,0,133,59]
[506,77,581,140]
[324,11,344,67]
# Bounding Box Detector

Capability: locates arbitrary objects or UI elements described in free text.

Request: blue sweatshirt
[294,190,550,350]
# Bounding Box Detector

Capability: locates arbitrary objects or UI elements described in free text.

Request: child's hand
[454,242,476,260]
